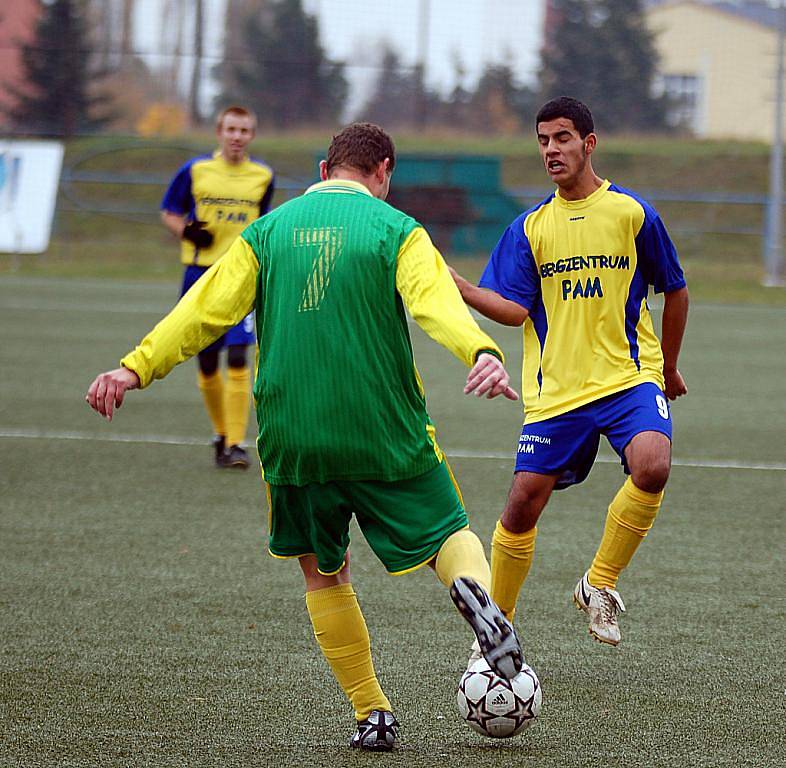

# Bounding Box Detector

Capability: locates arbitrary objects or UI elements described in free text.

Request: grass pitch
[1,276,784,767]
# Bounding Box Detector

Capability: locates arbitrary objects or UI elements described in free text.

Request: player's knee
[226,345,247,368]
[631,461,670,494]
[198,349,219,376]
[503,491,546,532]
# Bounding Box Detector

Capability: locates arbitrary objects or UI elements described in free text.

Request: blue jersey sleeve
[479,215,540,309]
[260,174,275,215]
[635,204,686,294]
[161,161,195,217]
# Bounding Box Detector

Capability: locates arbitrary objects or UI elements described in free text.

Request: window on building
[656,73,703,133]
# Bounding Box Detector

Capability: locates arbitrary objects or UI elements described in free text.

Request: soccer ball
[457,657,542,738]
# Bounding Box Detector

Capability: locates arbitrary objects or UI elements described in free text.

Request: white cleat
[573,571,626,646]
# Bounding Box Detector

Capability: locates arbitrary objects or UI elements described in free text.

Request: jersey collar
[554,178,611,209]
[305,179,373,196]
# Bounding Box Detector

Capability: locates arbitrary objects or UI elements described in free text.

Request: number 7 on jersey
[294,226,344,312]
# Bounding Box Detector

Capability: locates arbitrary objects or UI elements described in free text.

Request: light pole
[763,0,786,287]
[415,0,430,127]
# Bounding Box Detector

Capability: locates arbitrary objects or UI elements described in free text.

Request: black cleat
[219,444,250,469]
[212,435,226,467]
[450,577,524,681]
[349,710,398,751]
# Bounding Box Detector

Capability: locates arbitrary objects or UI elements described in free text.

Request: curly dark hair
[536,97,594,138]
[325,122,396,176]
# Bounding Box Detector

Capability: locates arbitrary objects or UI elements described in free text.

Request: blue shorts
[181,265,255,353]
[515,382,672,490]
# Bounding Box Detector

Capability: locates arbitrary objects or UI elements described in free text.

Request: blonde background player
[451,97,689,648]
[161,105,275,468]
[87,123,524,751]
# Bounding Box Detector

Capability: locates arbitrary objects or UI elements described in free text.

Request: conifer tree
[540,0,668,132]
[219,0,347,127]
[6,0,109,136]
[356,45,438,128]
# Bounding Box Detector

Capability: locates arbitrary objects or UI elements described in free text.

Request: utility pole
[763,0,786,287]
[189,0,205,126]
[414,0,430,128]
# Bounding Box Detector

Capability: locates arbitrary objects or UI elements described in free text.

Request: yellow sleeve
[120,237,259,388]
[395,227,504,367]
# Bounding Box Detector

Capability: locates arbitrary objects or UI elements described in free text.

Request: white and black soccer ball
[457,657,542,738]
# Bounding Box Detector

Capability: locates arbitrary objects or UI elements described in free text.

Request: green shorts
[266,461,468,575]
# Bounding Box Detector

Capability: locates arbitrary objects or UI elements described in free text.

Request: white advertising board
[0,140,64,254]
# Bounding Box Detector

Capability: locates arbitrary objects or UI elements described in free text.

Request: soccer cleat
[212,435,226,467]
[573,571,626,646]
[349,710,399,751]
[219,444,250,469]
[450,577,524,681]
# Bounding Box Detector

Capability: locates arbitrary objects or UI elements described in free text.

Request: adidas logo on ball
[457,658,542,739]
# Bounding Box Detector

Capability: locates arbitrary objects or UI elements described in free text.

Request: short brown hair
[326,122,395,176]
[216,105,258,131]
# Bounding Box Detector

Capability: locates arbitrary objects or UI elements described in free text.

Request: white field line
[1,427,784,472]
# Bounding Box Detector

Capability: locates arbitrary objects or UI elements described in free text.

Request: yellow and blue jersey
[480,179,685,424]
[161,150,275,267]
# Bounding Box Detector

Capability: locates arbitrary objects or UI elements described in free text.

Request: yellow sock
[224,366,251,447]
[197,369,225,437]
[434,529,491,590]
[305,584,391,721]
[490,521,537,621]
[589,477,664,589]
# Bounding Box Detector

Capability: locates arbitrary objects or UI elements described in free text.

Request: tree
[219,0,347,127]
[6,0,109,136]
[356,44,438,128]
[466,61,536,133]
[539,0,668,133]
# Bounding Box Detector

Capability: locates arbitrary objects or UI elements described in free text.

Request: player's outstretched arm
[661,286,689,400]
[85,367,140,421]
[464,353,519,401]
[448,266,528,327]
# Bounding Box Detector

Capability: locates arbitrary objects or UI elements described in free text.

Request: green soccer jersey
[120,179,504,487]
[242,181,441,484]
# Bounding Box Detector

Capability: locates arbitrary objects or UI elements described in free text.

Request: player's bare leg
[577,431,670,645]
[299,553,397,751]
[490,471,557,620]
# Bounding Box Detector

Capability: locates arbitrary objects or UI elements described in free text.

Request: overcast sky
[133,0,545,115]
[304,0,544,110]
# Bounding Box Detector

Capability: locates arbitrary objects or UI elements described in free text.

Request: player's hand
[663,367,687,400]
[464,353,519,401]
[182,220,214,248]
[85,367,140,421]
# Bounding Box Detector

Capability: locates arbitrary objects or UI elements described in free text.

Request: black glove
[182,220,214,248]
